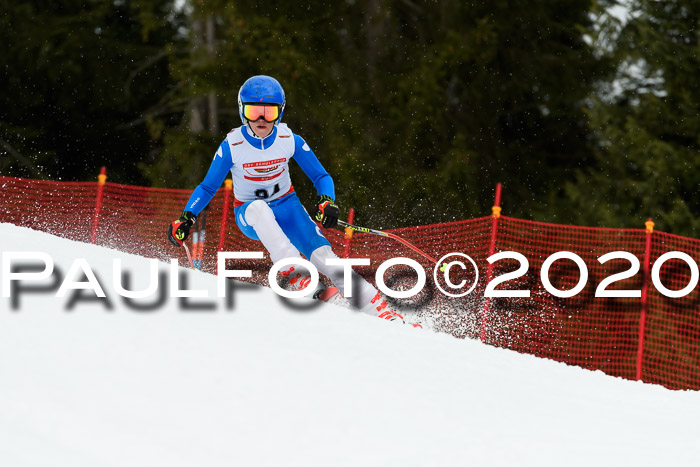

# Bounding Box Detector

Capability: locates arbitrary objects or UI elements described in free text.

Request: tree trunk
[206,14,218,135]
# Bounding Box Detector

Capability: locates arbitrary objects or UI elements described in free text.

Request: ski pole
[194,207,208,270]
[337,220,446,269]
[182,242,195,269]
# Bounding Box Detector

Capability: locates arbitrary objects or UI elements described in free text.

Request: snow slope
[1,223,699,467]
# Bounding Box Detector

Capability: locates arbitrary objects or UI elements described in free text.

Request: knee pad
[244,200,274,226]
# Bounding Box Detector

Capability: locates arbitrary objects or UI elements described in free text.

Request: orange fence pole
[343,208,355,258]
[217,178,233,252]
[480,183,502,343]
[90,166,107,244]
[636,218,654,381]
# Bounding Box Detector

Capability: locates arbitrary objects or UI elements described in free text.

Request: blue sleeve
[184,141,233,216]
[292,134,335,200]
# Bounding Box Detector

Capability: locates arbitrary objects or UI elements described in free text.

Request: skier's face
[248,118,274,138]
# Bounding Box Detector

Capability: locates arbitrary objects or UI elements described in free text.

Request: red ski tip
[315,286,340,302]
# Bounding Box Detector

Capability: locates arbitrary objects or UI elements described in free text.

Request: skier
[167,75,407,323]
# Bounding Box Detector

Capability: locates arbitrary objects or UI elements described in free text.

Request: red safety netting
[0,177,98,243]
[644,231,700,389]
[1,175,698,390]
[491,217,648,381]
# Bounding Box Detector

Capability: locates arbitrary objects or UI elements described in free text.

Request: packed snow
[1,223,699,467]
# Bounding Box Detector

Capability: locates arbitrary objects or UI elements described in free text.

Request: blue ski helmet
[238,75,286,126]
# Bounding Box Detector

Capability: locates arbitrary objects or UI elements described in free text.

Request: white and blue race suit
[184,123,334,259]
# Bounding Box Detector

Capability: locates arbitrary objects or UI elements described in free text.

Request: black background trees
[1,0,697,237]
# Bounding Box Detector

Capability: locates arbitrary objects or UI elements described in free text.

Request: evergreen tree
[566,0,700,236]
[0,0,185,183]
[346,0,610,227]
[148,1,608,229]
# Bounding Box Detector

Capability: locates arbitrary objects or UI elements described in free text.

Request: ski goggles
[242,104,280,122]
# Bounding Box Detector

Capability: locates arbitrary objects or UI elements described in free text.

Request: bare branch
[0,137,44,178]
[124,50,169,101]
